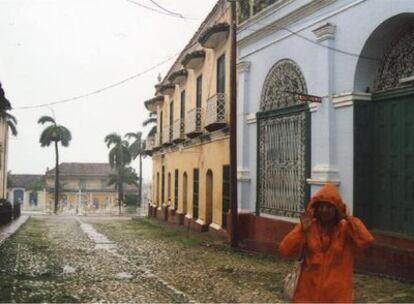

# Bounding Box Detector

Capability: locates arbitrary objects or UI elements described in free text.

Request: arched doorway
[257,59,310,218]
[183,172,188,215]
[205,170,213,225]
[354,15,414,235]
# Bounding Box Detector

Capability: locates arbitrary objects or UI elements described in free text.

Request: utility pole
[229,0,238,248]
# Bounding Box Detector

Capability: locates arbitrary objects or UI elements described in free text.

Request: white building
[236,0,414,279]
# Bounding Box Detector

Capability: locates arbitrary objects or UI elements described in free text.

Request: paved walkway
[0,216,413,303]
[0,215,29,246]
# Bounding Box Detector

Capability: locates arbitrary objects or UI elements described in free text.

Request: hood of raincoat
[307,183,346,215]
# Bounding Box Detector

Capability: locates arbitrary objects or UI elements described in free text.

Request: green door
[355,88,414,235]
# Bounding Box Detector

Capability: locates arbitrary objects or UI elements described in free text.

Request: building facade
[237,0,414,279]
[8,174,48,212]
[45,162,138,214]
[146,0,231,233]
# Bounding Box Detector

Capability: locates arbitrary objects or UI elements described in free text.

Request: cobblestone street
[0,216,413,303]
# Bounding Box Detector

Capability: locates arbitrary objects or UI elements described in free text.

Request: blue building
[236,0,414,279]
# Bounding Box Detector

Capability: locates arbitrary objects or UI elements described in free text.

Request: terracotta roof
[46,163,115,176]
[9,174,44,188]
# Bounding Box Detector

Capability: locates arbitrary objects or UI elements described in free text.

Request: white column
[236,61,252,211]
[308,23,340,190]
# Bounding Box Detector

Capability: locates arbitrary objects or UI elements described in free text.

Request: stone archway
[354,15,414,235]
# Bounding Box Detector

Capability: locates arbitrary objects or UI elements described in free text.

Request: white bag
[283,258,303,301]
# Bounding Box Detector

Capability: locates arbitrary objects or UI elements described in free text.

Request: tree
[38,116,72,214]
[0,82,17,199]
[125,131,144,207]
[104,133,132,213]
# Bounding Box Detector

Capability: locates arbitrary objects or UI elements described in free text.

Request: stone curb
[0,215,30,247]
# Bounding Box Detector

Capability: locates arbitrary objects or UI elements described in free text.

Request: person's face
[315,202,336,224]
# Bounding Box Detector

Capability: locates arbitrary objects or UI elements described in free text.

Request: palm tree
[38,116,72,214]
[107,166,139,190]
[104,133,132,213]
[125,131,145,207]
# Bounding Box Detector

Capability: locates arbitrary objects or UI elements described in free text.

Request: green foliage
[104,133,131,169]
[125,132,143,160]
[107,166,138,189]
[0,82,17,136]
[26,179,45,192]
[124,194,138,205]
[38,116,72,147]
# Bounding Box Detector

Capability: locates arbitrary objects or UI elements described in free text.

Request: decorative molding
[237,61,251,74]
[312,22,336,42]
[239,0,367,61]
[399,75,414,85]
[237,167,251,182]
[307,179,340,186]
[307,164,340,185]
[260,59,307,111]
[309,102,320,113]
[238,0,336,48]
[209,223,221,231]
[196,219,205,226]
[246,113,257,124]
[332,92,372,109]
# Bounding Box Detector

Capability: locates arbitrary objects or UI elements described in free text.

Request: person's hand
[337,206,348,221]
[300,213,312,233]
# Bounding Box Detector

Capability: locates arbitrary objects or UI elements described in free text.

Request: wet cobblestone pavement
[0,216,413,303]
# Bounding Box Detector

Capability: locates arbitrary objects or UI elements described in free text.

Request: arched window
[260,59,307,111]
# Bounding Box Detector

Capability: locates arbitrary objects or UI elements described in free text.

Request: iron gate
[257,104,310,217]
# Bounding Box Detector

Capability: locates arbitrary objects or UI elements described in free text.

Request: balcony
[185,107,203,138]
[172,118,185,143]
[144,135,155,155]
[205,93,227,132]
[181,50,206,70]
[153,133,161,150]
[198,23,230,49]
[168,69,188,85]
[144,95,164,112]
[162,125,172,146]
[158,83,176,96]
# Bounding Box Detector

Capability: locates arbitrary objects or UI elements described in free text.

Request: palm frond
[7,121,17,136]
[37,116,56,125]
[148,126,157,137]
[142,117,157,127]
[57,126,72,147]
[104,133,122,148]
[39,125,56,147]
[5,112,17,125]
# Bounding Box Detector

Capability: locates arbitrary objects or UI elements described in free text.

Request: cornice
[332,92,371,109]
[238,0,337,48]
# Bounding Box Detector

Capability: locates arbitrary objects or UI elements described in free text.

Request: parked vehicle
[0,199,12,225]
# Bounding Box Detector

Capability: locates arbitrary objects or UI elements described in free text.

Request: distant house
[45,162,138,214]
[7,174,47,211]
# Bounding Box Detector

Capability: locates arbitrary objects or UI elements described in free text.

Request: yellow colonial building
[45,162,137,214]
[145,0,231,233]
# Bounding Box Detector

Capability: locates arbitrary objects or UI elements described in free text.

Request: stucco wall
[237,0,414,213]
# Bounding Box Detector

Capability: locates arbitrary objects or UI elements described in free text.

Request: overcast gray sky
[0,0,217,182]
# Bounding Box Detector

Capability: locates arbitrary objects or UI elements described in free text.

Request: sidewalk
[0,215,29,246]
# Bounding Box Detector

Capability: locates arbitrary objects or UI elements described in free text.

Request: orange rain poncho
[279,183,374,303]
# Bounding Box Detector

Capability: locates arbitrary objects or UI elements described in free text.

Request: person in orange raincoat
[279,183,374,303]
